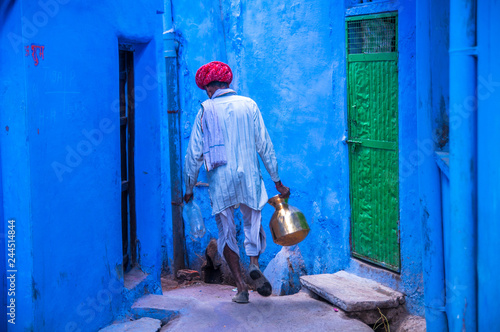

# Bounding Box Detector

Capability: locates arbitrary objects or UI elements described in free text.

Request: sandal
[249,264,272,297]
[232,290,249,303]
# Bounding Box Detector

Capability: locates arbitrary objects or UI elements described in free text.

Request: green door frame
[346,12,401,272]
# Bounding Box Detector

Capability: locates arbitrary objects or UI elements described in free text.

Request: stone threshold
[300,271,407,326]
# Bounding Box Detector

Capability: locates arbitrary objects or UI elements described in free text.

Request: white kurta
[184,92,280,215]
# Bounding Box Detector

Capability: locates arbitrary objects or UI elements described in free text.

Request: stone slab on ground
[300,271,405,312]
[131,307,179,325]
[135,283,372,331]
[132,292,193,316]
[99,317,161,332]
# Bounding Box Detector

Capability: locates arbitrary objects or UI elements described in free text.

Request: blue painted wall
[477,0,500,330]
[0,1,166,330]
[172,0,424,315]
[0,144,6,332]
[415,0,450,328]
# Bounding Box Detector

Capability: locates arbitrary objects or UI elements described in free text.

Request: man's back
[210,94,259,169]
[202,93,279,214]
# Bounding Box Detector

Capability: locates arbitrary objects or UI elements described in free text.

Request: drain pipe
[449,0,477,331]
[163,0,187,274]
[416,0,448,330]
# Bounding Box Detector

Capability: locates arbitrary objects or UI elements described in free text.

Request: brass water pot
[268,195,310,246]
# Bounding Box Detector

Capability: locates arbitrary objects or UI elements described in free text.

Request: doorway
[346,13,400,272]
[119,46,137,272]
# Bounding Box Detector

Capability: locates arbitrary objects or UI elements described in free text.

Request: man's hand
[275,181,290,199]
[184,193,193,203]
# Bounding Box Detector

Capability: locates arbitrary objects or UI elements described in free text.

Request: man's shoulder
[225,94,258,107]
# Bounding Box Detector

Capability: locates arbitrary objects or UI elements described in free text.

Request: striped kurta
[184,92,280,215]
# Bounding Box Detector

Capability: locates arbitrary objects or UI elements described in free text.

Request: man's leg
[240,204,266,259]
[215,207,249,298]
[223,245,248,293]
[241,204,272,296]
[250,255,259,267]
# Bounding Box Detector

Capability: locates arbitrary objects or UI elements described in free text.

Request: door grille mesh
[347,16,397,54]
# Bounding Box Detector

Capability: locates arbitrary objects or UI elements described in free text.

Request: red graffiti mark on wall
[5,126,9,132]
[24,44,45,66]
[31,45,45,66]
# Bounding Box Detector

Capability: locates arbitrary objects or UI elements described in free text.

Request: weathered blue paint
[415,0,448,329]
[1,1,166,330]
[0,2,36,328]
[477,0,500,330]
[171,0,424,314]
[449,0,478,330]
[0,147,6,332]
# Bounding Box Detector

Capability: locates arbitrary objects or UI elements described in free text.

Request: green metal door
[346,13,400,272]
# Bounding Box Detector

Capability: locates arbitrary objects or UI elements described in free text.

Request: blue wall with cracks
[0,1,166,330]
[171,0,424,315]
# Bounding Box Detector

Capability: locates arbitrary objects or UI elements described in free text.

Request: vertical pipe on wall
[416,0,448,330]
[163,0,187,274]
[449,0,477,330]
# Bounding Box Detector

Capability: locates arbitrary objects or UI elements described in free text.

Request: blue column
[416,0,448,330]
[448,0,477,330]
[477,0,500,330]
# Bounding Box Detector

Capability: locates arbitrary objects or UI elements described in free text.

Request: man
[183,61,290,304]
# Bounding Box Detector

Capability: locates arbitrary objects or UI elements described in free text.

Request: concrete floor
[132,283,373,332]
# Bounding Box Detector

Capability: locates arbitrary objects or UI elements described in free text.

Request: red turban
[195,61,233,89]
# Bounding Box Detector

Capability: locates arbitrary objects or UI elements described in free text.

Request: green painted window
[346,13,400,272]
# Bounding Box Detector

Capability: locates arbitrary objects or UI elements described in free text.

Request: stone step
[130,294,186,324]
[300,271,406,325]
[99,293,188,331]
[300,271,405,311]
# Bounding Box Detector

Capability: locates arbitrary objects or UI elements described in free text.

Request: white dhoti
[215,204,266,258]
